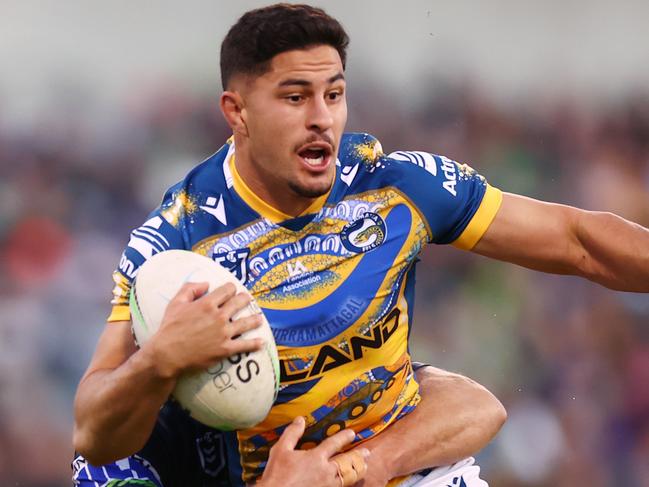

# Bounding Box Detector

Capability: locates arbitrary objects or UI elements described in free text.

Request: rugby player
[73,3,649,486]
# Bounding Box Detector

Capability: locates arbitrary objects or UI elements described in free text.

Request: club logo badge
[340,212,387,253]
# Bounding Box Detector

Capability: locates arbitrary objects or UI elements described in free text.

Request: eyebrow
[278,72,345,87]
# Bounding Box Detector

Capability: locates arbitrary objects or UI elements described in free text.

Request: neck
[231,135,328,219]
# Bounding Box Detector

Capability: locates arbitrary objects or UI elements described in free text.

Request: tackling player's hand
[349,454,390,487]
[257,416,370,487]
[146,281,265,379]
[346,427,397,487]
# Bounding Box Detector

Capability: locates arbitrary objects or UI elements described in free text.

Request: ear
[220,90,249,137]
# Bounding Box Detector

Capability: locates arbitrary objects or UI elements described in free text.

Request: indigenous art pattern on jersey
[108,133,502,486]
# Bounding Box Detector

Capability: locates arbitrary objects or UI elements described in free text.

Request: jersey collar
[227,144,332,224]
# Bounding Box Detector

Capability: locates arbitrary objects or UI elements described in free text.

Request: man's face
[238,45,347,202]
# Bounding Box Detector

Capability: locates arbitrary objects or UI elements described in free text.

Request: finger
[171,282,209,303]
[316,428,356,458]
[218,292,252,320]
[200,282,237,308]
[226,336,265,356]
[351,449,369,478]
[333,456,357,487]
[275,416,306,451]
[332,450,368,487]
[230,314,263,337]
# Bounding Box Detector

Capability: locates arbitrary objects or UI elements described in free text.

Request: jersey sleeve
[107,183,189,322]
[385,150,502,249]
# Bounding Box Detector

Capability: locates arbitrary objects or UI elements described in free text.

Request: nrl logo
[340,212,387,253]
[196,431,226,478]
[213,247,250,284]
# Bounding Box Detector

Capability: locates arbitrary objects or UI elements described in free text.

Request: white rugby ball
[129,249,279,430]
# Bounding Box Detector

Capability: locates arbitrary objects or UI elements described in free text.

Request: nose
[306,96,334,133]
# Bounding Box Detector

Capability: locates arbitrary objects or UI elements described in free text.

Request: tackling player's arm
[73,282,264,465]
[472,193,649,291]
[349,365,506,486]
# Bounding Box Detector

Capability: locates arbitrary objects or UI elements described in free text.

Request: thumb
[275,416,306,451]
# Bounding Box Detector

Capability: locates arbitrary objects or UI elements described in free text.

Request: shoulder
[338,132,384,166]
[338,132,444,177]
[134,141,232,239]
[336,132,451,189]
[167,141,232,198]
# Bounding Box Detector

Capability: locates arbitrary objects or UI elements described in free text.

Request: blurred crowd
[1,79,648,486]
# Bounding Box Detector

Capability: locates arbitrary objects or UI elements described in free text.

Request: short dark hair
[220,3,349,89]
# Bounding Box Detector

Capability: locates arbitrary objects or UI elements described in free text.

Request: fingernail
[360,448,370,458]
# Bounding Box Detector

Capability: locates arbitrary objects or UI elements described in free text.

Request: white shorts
[395,458,488,487]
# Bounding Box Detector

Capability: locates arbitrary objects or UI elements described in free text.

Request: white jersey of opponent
[398,458,488,487]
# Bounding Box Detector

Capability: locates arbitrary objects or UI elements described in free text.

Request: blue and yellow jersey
[108,133,502,486]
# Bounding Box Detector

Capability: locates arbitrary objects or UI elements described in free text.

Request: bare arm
[473,192,649,291]
[73,320,175,465]
[352,365,506,486]
[73,282,263,465]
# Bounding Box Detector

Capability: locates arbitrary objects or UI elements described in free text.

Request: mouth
[296,142,333,171]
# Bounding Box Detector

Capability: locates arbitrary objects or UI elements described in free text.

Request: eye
[327,90,343,101]
[286,94,303,103]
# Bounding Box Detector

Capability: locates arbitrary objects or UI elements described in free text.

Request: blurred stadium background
[1,1,649,485]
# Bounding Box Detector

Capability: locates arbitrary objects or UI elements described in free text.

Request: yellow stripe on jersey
[388,475,412,487]
[452,184,503,250]
[252,221,361,310]
[108,270,133,322]
[230,154,332,222]
[108,305,130,322]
